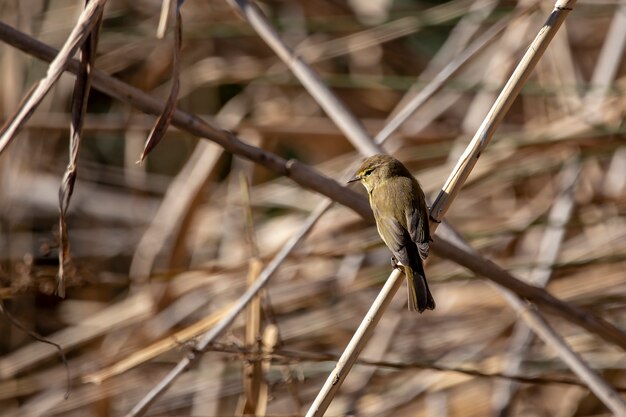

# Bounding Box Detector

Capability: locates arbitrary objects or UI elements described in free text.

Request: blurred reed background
[0,0,625,416]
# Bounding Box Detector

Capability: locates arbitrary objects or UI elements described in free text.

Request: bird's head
[347,154,406,193]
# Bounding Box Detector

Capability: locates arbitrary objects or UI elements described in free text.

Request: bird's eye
[363,168,373,176]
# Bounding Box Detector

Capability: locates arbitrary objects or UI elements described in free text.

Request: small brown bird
[349,154,435,312]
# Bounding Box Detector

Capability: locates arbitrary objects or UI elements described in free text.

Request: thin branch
[0,300,70,399]
[429,236,626,348]
[203,342,626,393]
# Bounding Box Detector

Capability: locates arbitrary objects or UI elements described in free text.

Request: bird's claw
[390,256,401,270]
[429,214,441,224]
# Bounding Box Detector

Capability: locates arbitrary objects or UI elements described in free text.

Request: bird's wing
[372,207,411,264]
[406,201,430,260]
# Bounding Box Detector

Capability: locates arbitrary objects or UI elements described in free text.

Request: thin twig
[203,342,626,393]
[0,300,70,399]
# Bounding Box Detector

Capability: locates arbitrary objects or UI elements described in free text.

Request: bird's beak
[347,174,360,184]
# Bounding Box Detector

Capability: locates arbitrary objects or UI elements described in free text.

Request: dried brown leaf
[137,3,182,164]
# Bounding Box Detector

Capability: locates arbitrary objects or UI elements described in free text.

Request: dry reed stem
[497,289,626,416]
[305,270,405,417]
[341,301,403,400]
[225,0,383,157]
[296,0,475,64]
[429,0,577,225]
[241,174,265,414]
[387,0,499,119]
[374,2,537,144]
[124,200,334,417]
[477,162,626,416]
[256,325,279,416]
[583,1,626,121]
[492,161,580,415]
[0,0,107,154]
[156,0,175,39]
[57,2,103,297]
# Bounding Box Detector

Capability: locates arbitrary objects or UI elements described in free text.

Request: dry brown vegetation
[1,0,625,416]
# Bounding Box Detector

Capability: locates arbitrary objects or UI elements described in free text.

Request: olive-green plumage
[349,154,435,313]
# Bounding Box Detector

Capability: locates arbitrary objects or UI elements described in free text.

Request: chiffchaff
[348,154,435,313]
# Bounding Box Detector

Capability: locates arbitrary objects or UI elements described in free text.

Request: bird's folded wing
[406,206,429,260]
[373,210,412,265]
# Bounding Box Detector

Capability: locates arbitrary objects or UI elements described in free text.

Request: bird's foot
[390,256,401,270]
[429,213,441,224]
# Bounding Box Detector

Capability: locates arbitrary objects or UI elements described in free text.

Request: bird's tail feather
[405,259,435,313]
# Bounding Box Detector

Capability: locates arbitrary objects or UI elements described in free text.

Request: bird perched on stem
[348,154,435,313]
